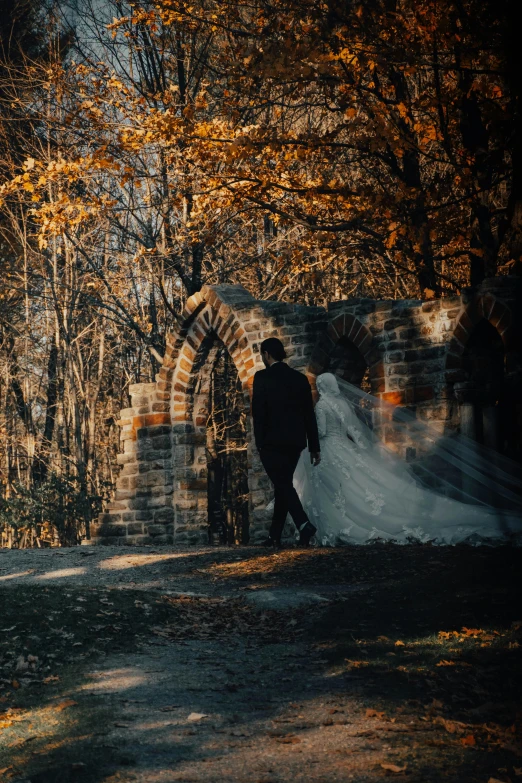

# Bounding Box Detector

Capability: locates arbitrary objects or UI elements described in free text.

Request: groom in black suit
[252,337,321,548]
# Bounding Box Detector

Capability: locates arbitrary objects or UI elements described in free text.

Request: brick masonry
[91,277,522,546]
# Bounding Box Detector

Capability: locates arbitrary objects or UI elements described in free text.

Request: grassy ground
[0,543,521,782]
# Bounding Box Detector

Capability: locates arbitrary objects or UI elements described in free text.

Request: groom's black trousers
[258,446,309,542]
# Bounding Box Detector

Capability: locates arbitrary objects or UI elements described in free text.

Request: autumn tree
[137,0,514,297]
[0,0,520,544]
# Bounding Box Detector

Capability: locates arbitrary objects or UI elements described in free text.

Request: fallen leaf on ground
[187,712,208,722]
[381,763,407,773]
[434,716,468,734]
[345,659,369,668]
[54,699,77,711]
[461,627,494,638]
[460,734,476,746]
[366,708,386,719]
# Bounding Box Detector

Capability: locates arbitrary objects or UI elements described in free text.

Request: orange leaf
[366,708,386,719]
[434,716,465,734]
[54,699,78,711]
[381,763,407,773]
[345,659,369,668]
[460,734,476,746]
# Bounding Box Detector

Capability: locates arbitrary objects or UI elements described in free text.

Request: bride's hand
[310,452,321,466]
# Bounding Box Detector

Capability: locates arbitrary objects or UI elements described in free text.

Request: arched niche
[307,313,381,396]
[458,318,505,450]
[462,318,504,388]
[327,335,371,393]
[199,337,249,544]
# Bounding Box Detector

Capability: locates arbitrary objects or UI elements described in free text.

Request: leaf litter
[0,543,521,782]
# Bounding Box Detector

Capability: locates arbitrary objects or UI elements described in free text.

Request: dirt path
[1,545,521,783]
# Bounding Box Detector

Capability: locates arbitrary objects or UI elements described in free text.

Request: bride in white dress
[293,373,522,546]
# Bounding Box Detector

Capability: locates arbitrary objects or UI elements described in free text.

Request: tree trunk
[33,339,59,483]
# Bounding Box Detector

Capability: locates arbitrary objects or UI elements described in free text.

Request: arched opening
[205,344,249,544]
[326,336,371,393]
[177,330,250,545]
[462,318,504,390]
[460,319,505,449]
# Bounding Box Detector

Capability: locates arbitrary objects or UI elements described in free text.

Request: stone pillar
[454,382,479,440]
[91,381,174,545]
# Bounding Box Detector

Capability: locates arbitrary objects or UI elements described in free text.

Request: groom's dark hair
[260,337,287,361]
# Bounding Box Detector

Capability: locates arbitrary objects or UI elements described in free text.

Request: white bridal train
[292,373,522,546]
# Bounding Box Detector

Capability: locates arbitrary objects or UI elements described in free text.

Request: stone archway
[167,286,259,545]
[445,294,514,374]
[94,278,521,546]
[307,312,383,395]
[93,283,327,546]
[172,297,255,543]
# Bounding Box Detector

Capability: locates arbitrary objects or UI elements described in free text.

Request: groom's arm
[303,378,320,454]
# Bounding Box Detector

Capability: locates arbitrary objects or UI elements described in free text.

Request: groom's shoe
[261,536,282,550]
[298,520,317,548]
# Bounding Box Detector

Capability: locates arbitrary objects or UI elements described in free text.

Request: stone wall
[91,277,522,546]
[91,284,327,545]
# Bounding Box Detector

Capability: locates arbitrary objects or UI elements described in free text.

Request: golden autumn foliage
[1,0,520,302]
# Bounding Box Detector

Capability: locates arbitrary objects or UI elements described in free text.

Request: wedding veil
[315,373,522,515]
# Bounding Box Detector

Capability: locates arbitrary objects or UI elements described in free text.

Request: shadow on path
[0,544,520,783]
